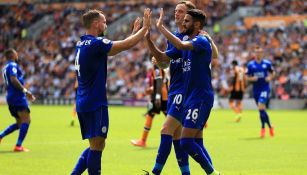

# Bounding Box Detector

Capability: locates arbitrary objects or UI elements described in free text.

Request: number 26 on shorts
[186,108,199,121]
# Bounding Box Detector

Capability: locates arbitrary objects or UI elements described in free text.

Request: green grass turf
[0,105,306,175]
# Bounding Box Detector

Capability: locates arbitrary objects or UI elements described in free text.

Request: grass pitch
[0,105,306,175]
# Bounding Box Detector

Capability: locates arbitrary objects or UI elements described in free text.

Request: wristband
[155,94,161,100]
[22,88,28,93]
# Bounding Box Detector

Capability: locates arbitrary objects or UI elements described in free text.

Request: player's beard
[99,32,104,37]
[184,25,194,36]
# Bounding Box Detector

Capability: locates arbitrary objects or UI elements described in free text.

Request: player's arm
[157,8,193,50]
[265,64,275,82]
[145,31,171,66]
[153,72,162,108]
[200,31,218,59]
[108,8,151,56]
[10,76,35,101]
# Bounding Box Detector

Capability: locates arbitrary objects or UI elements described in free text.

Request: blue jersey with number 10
[2,61,28,106]
[75,35,113,112]
[166,31,187,96]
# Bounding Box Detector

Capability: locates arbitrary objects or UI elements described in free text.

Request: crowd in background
[0,0,306,100]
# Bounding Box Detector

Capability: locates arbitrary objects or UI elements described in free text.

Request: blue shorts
[183,101,212,130]
[254,90,270,105]
[8,105,30,118]
[167,93,185,123]
[77,106,109,140]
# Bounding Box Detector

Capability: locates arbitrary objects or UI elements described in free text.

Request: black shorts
[8,105,30,118]
[147,100,167,116]
[229,91,243,100]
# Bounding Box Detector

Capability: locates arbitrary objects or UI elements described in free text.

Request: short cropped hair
[82,9,103,29]
[232,60,238,66]
[178,0,196,10]
[187,9,207,28]
[4,48,16,59]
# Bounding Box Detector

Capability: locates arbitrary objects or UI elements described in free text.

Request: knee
[160,124,173,135]
[89,137,106,151]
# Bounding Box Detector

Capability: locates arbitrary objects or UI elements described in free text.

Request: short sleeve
[94,37,113,54]
[246,63,253,76]
[8,65,18,77]
[191,36,211,52]
[166,46,182,59]
[267,62,274,73]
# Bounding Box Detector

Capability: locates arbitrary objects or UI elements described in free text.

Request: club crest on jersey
[183,35,189,41]
[102,39,111,44]
[262,64,267,69]
[12,67,17,74]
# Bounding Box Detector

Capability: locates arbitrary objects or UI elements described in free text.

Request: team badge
[183,35,189,41]
[103,39,111,44]
[12,67,17,74]
[102,126,107,133]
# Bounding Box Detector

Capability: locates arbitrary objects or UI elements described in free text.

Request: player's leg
[180,102,219,175]
[71,107,108,175]
[71,103,77,126]
[152,116,181,175]
[71,147,90,175]
[173,125,190,175]
[131,113,154,147]
[14,107,31,152]
[258,91,273,138]
[195,129,212,165]
[88,136,105,175]
[0,106,20,142]
[235,100,242,122]
[181,128,218,175]
[229,99,236,114]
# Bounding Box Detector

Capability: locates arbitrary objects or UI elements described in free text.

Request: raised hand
[143,8,152,29]
[156,8,164,29]
[132,17,141,34]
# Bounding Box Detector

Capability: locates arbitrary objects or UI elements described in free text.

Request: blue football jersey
[166,31,188,96]
[166,35,213,107]
[75,35,113,112]
[2,61,28,106]
[246,59,273,93]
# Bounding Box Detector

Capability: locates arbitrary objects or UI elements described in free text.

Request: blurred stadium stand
[0,0,306,108]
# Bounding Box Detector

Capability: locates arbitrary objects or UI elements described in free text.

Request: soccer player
[146,8,220,175]
[228,60,246,122]
[131,64,168,147]
[143,1,197,175]
[246,45,275,138]
[0,48,36,152]
[70,9,151,175]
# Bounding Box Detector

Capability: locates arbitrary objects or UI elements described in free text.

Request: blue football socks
[71,147,90,175]
[87,150,102,175]
[152,134,173,175]
[173,139,190,175]
[180,138,214,174]
[195,138,212,165]
[16,123,29,147]
[0,123,18,138]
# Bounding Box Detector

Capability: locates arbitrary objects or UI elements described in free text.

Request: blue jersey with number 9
[75,35,113,112]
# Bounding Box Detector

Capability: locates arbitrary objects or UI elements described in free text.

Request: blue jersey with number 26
[75,35,113,112]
